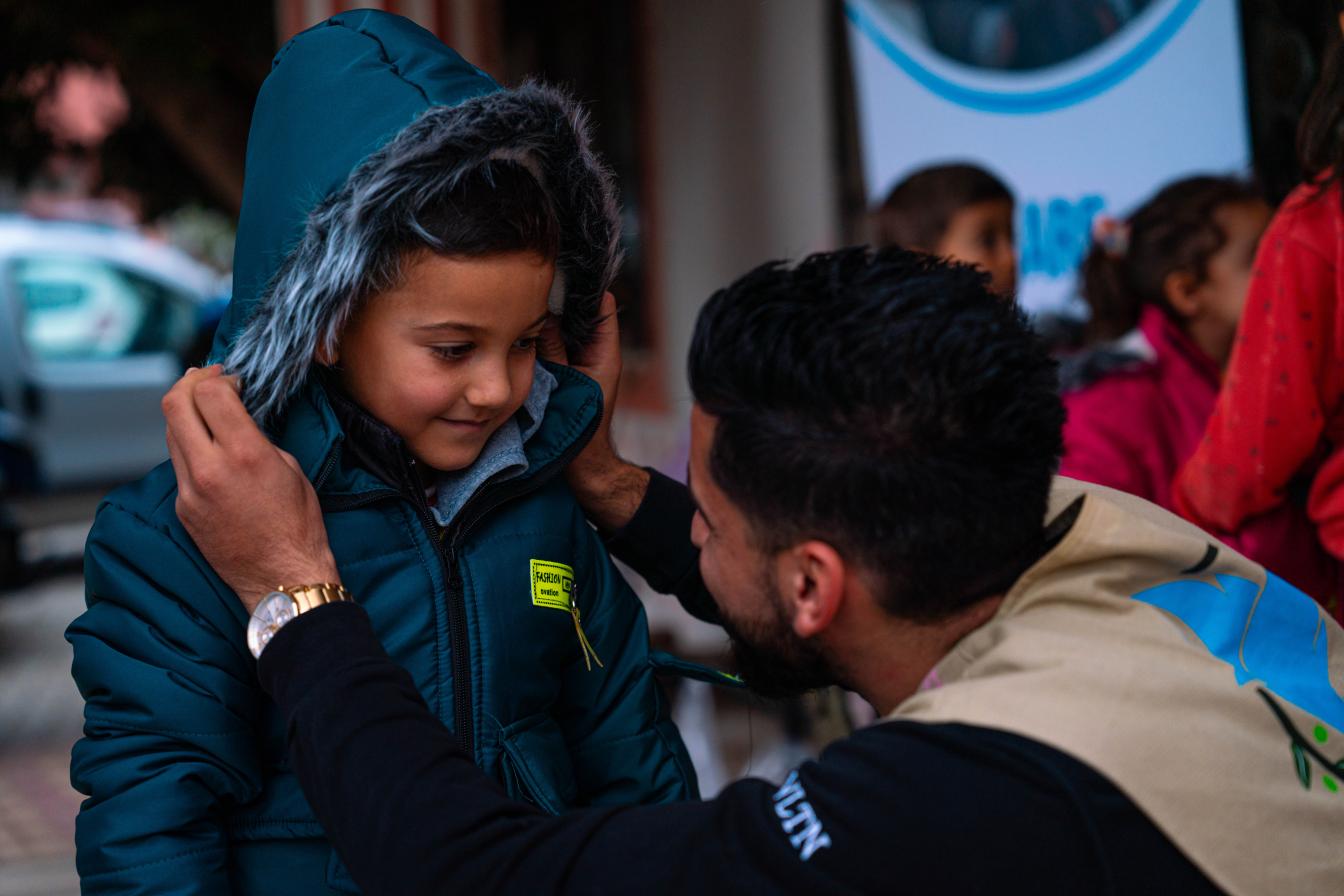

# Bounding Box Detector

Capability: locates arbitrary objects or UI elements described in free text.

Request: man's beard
[716,572,839,700]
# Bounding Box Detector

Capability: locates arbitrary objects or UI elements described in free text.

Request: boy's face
[334,250,554,472]
[935,198,1017,297]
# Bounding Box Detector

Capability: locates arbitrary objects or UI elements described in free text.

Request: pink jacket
[1061,305,1340,603]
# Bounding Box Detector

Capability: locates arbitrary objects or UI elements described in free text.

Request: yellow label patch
[530,559,575,611]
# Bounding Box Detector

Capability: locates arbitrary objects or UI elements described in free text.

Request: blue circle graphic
[845,0,1203,115]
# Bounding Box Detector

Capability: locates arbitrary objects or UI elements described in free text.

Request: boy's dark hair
[1080,175,1261,343]
[688,246,1063,622]
[872,163,1013,252]
[392,159,560,262]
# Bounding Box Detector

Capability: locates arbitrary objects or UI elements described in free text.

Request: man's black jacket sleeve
[257,603,1220,896]
[258,603,792,895]
[604,467,720,624]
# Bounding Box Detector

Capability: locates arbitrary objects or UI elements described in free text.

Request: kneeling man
[166,247,1343,895]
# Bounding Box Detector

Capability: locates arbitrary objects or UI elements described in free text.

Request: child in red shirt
[1173,23,1344,620]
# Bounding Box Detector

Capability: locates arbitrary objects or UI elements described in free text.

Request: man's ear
[776,540,846,639]
[1162,269,1203,319]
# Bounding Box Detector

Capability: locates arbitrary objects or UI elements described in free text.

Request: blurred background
[0,1,1334,892]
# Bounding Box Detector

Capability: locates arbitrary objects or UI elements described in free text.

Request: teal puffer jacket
[66,11,695,895]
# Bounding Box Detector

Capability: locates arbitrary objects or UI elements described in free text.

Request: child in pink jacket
[1060,176,1340,607]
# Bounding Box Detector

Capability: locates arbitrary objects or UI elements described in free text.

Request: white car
[0,215,227,586]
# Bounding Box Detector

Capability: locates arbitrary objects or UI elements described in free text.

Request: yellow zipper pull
[570,607,604,671]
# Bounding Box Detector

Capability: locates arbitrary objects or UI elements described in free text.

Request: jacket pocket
[498,712,579,815]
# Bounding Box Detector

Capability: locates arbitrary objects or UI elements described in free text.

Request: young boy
[872,163,1017,297]
[66,12,694,895]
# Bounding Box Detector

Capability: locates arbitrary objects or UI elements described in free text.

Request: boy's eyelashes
[430,343,474,361]
[428,335,541,361]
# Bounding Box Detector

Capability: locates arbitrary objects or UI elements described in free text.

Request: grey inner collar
[428,361,557,527]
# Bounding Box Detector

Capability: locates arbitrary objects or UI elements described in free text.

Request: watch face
[247,591,297,658]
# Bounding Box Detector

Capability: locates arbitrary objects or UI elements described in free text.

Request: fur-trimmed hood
[215,9,620,423]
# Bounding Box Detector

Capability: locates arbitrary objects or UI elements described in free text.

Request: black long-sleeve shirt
[604,467,720,624]
[257,470,1221,895]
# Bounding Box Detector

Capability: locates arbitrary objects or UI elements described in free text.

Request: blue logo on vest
[1133,573,1344,732]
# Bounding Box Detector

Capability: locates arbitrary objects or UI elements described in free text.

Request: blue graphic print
[1133,573,1344,732]
[845,0,1201,115]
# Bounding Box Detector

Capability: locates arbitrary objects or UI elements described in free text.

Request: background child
[872,162,1017,296]
[1175,6,1344,623]
[1061,175,1340,607]
[67,13,694,895]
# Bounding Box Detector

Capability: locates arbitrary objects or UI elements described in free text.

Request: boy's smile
[332,249,556,472]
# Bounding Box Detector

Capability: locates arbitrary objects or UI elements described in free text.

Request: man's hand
[163,366,339,613]
[540,292,650,532]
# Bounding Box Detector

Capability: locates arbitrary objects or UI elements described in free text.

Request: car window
[12,255,197,361]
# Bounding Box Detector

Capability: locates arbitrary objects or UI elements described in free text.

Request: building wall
[618,0,841,470]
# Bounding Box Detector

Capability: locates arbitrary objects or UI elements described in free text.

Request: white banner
[846,0,1251,316]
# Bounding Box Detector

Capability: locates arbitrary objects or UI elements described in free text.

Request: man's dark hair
[872,163,1013,252]
[688,246,1064,622]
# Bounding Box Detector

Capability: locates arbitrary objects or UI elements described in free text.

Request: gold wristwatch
[246,583,351,659]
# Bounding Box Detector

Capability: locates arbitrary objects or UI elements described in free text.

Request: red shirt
[1174,180,1344,617]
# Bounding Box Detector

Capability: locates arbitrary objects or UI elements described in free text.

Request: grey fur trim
[225,81,621,424]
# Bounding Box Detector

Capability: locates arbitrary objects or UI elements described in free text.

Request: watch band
[278,582,352,613]
[247,582,352,660]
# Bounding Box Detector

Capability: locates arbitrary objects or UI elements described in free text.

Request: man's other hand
[539,292,650,532]
[163,366,339,613]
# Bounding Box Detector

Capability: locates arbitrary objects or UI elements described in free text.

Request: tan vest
[894,479,1344,896]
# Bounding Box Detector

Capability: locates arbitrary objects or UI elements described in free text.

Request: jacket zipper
[432,410,599,756]
[320,458,476,755]
[312,449,340,492]
[398,454,476,756]
[318,406,601,759]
